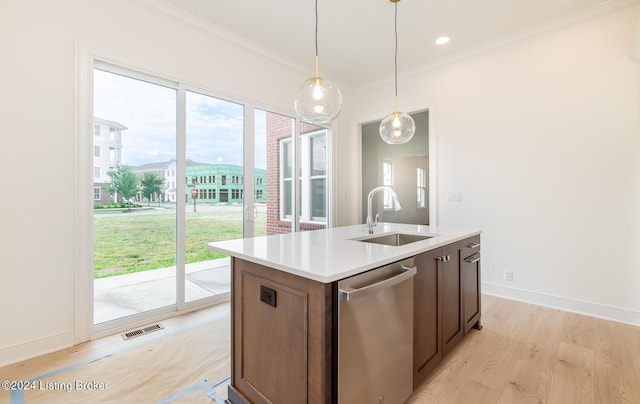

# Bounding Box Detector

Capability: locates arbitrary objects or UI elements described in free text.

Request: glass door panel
[93,68,177,325]
[91,65,333,331]
[184,90,244,303]
[299,123,328,231]
[255,109,296,236]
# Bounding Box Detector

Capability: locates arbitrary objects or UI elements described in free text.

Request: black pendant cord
[394,1,398,98]
[314,0,319,77]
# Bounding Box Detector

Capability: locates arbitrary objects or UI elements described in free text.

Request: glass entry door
[92,67,178,325]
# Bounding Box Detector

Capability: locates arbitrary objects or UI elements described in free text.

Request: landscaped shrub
[94,202,143,209]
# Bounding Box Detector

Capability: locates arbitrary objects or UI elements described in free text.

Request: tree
[140,171,164,206]
[104,165,139,210]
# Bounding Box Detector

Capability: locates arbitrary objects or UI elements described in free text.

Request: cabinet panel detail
[462,236,482,333]
[462,256,480,332]
[231,257,333,404]
[441,243,463,354]
[413,249,441,388]
[240,272,308,403]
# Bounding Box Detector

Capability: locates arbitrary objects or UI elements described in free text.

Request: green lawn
[94,209,266,278]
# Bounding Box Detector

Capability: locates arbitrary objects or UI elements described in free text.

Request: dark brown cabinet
[413,236,481,388]
[461,236,482,333]
[413,249,441,388]
[229,258,334,404]
[228,235,481,403]
[440,241,464,355]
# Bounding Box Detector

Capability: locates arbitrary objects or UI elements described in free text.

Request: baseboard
[0,331,74,368]
[482,282,640,327]
[227,385,249,404]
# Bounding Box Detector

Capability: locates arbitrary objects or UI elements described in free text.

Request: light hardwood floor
[0,304,231,403]
[409,294,640,404]
[1,295,639,403]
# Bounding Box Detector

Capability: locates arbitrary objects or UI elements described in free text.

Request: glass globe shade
[379,111,415,144]
[294,77,342,124]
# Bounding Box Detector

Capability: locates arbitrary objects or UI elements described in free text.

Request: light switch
[447,192,462,201]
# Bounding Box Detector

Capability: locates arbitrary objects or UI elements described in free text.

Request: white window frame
[417,167,426,209]
[280,137,293,220]
[383,161,395,211]
[307,130,327,222]
[280,129,328,223]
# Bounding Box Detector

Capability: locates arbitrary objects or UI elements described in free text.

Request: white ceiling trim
[357,0,640,93]
[136,0,638,94]
[135,0,346,89]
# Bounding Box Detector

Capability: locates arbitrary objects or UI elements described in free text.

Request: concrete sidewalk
[94,258,231,324]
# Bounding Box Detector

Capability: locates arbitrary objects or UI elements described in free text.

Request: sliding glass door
[93,67,177,325]
[91,61,331,330]
[184,90,245,303]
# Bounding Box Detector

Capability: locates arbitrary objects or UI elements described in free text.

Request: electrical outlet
[504,270,513,281]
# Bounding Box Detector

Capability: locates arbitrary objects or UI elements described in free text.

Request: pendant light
[294,0,342,124]
[380,0,415,144]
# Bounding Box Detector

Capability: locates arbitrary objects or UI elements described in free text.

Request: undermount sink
[355,232,433,247]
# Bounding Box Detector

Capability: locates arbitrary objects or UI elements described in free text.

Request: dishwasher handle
[340,266,417,302]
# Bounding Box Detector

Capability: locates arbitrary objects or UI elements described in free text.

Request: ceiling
[155,0,618,90]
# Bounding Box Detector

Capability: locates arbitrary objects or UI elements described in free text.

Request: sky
[93,68,267,169]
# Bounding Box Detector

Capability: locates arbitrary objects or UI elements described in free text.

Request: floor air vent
[121,323,164,340]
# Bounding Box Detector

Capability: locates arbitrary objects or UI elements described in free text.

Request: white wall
[0,0,355,366]
[2,0,638,368]
[347,4,640,323]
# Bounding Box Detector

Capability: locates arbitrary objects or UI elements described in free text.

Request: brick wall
[266,114,326,235]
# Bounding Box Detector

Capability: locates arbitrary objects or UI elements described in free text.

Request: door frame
[358,108,437,227]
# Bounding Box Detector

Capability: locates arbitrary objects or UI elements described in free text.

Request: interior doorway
[361,110,430,225]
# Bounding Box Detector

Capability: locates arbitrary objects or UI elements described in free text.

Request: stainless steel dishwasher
[338,258,417,404]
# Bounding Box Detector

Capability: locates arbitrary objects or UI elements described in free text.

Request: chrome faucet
[366,186,403,234]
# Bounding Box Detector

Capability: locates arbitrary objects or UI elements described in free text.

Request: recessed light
[435,36,450,45]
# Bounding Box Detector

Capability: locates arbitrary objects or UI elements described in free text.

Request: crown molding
[356,0,640,93]
[134,0,348,89]
[136,0,637,94]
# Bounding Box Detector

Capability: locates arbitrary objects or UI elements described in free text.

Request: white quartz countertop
[207,223,481,283]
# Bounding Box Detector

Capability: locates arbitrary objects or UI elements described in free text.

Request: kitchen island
[208,223,482,404]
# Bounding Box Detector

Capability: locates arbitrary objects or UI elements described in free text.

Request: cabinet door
[413,249,441,388]
[441,242,463,355]
[461,236,482,333]
[231,258,333,404]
